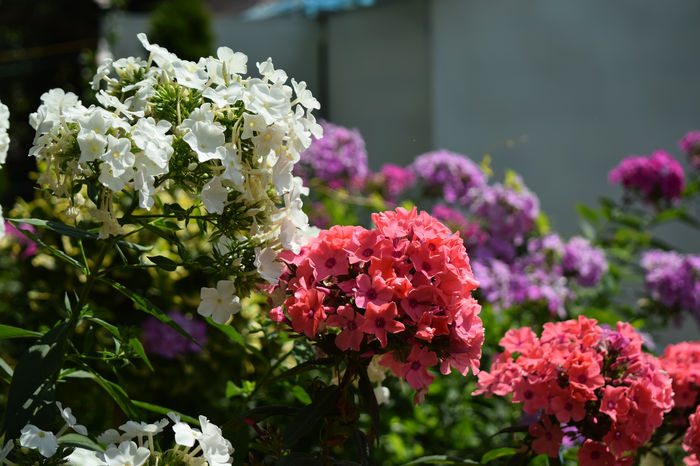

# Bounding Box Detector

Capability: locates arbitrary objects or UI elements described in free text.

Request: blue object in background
[244,0,378,20]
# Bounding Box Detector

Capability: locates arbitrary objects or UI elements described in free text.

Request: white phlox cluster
[27,33,322,310]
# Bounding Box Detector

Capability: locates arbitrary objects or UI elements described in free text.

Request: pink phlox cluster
[660,341,700,409]
[685,405,700,466]
[271,207,484,402]
[474,316,673,462]
[380,164,416,201]
[608,150,685,205]
[679,130,700,168]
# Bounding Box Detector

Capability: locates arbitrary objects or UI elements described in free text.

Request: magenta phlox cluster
[295,120,368,189]
[679,130,700,169]
[142,311,208,359]
[270,207,484,402]
[641,250,700,323]
[608,150,685,205]
[410,150,486,205]
[380,164,416,201]
[4,221,38,258]
[474,316,674,463]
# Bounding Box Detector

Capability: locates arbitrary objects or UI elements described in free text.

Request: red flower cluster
[660,341,700,409]
[271,207,483,401]
[474,316,673,463]
[685,405,700,466]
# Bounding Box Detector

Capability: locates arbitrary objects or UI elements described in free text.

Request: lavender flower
[562,236,608,287]
[142,311,207,359]
[410,150,486,205]
[294,120,368,189]
[641,250,700,324]
[608,150,685,205]
[679,130,700,168]
[470,176,540,257]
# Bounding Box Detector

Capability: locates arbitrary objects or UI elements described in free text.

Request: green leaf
[402,456,480,465]
[7,223,84,269]
[576,204,600,224]
[9,218,97,240]
[147,255,178,271]
[129,338,154,371]
[226,380,255,398]
[58,433,104,453]
[206,318,266,363]
[101,278,197,345]
[290,385,311,405]
[0,324,42,339]
[132,400,199,425]
[528,454,549,466]
[481,447,518,463]
[84,316,121,338]
[1,323,69,438]
[87,370,140,419]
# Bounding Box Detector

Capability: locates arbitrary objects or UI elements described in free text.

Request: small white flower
[255,247,285,284]
[66,447,105,466]
[200,176,229,214]
[183,120,226,162]
[103,441,150,466]
[57,402,88,435]
[77,131,107,163]
[167,413,201,448]
[172,59,209,89]
[291,79,320,110]
[97,428,124,444]
[0,100,10,165]
[374,385,391,405]
[19,424,58,458]
[198,280,241,324]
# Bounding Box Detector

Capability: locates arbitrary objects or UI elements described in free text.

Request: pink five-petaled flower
[529,416,564,458]
[286,287,328,338]
[326,305,366,351]
[308,240,348,280]
[354,273,393,309]
[402,345,438,390]
[578,440,617,466]
[360,301,404,347]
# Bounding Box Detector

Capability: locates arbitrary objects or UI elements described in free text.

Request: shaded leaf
[147,255,178,271]
[58,433,104,452]
[0,324,42,339]
[481,447,518,463]
[129,338,154,371]
[403,456,480,465]
[1,323,69,438]
[282,386,339,448]
[101,278,197,345]
[132,400,199,425]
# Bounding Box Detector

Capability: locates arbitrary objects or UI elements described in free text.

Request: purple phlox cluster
[4,221,38,258]
[473,234,606,316]
[472,259,530,311]
[470,176,540,258]
[294,120,368,189]
[679,130,700,168]
[431,204,487,253]
[608,150,685,205]
[641,250,700,322]
[380,164,416,200]
[562,236,609,287]
[142,311,208,359]
[410,150,486,205]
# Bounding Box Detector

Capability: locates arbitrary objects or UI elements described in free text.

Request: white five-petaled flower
[198,279,241,324]
[102,441,150,466]
[19,424,58,458]
[57,402,88,435]
[200,176,229,214]
[254,247,285,284]
[0,100,10,165]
